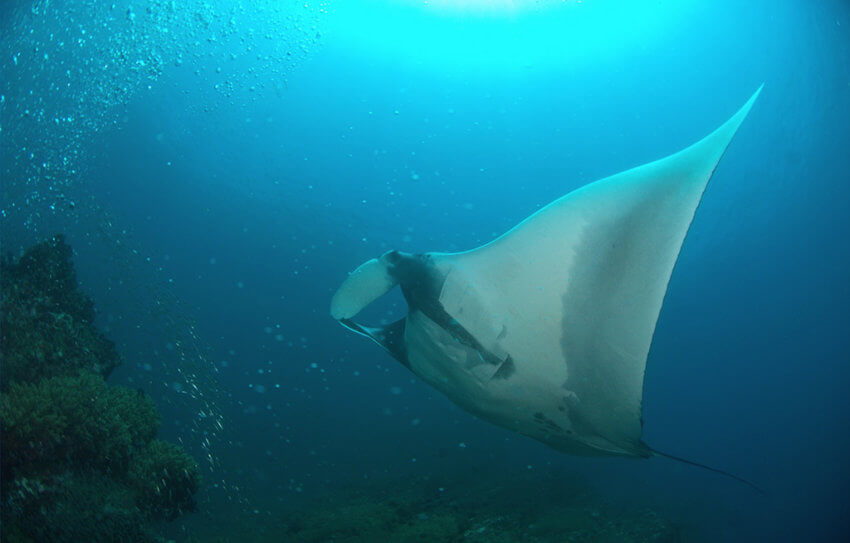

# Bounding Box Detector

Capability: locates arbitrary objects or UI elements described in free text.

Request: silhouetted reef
[0,235,200,542]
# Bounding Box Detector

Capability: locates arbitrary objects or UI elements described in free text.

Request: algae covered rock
[129,439,201,520]
[0,235,200,542]
[1,372,160,478]
[4,471,154,543]
[1,234,120,387]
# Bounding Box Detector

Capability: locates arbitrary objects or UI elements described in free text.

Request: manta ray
[331,87,763,490]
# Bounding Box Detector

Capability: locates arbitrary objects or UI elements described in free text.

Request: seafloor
[187,467,697,543]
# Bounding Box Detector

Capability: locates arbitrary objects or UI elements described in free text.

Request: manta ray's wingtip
[743,83,764,113]
[677,84,763,175]
[722,84,764,135]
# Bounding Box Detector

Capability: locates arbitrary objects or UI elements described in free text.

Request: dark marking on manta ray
[492,356,515,380]
[533,411,564,432]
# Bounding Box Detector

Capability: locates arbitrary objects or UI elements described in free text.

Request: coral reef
[0,235,200,542]
[4,471,152,543]
[129,439,201,521]
[2,372,160,478]
[1,235,120,386]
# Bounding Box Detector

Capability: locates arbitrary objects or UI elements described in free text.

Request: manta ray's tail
[648,445,765,494]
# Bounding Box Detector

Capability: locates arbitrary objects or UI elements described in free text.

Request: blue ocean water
[2,0,848,541]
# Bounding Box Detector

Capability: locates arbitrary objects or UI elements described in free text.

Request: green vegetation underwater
[1,1,848,542]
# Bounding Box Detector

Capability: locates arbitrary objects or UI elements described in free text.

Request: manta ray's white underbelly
[403,309,625,456]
